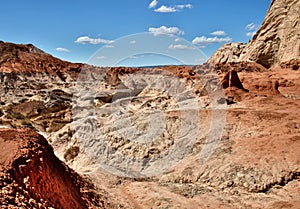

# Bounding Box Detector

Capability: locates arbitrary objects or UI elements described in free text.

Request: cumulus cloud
[245,23,258,37]
[210,30,227,36]
[246,31,256,37]
[154,4,192,13]
[149,26,184,36]
[55,47,70,52]
[96,56,106,60]
[129,55,138,59]
[192,36,232,47]
[75,36,114,45]
[195,57,206,62]
[246,23,258,31]
[130,40,136,44]
[176,4,193,9]
[154,5,176,13]
[168,44,196,50]
[149,0,158,8]
[174,38,181,42]
[104,45,115,48]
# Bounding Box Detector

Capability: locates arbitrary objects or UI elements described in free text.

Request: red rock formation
[221,70,246,90]
[0,128,115,209]
[0,42,83,80]
[280,59,300,70]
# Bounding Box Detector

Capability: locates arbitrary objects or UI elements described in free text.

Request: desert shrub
[47,121,67,132]
[20,119,32,126]
[5,107,25,120]
[5,112,14,119]
[64,146,80,162]
[13,112,25,119]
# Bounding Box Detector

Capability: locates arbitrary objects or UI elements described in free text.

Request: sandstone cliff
[207,0,300,68]
[206,42,246,64]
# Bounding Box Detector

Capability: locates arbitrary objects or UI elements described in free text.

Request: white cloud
[149,0,158,8]
[245,23,258,37]
[154,4,193,13]
[129,55,138,59]
[149,26,184,36]
[192,36,232,47]
[246,23,258,31]
[75,36,114,45]
[104,45,115,48]
[246,31,256,37]
[168,44,196,50]
[154,5,176,13]
[195,57,206,62]
[96,56,106,60]
[210,30,227,36]
[176,4,193,9]
[130,40,136,44]
[174,38,181,42]
[55,47,70,52]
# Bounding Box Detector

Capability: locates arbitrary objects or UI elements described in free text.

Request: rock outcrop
[240,0,300,68]
[0,41,83,80]
[207,0,300,68]
[221,70,246,90]
[206,43,246,65]
[0,128,119,209]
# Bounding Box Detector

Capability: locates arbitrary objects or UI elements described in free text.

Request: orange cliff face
[0,128,119,209]
[0,42,83,82]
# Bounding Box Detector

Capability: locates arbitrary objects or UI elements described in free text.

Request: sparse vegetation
[64,146,80,161]
[20,119,32,126]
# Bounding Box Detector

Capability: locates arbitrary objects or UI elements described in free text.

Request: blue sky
[0,0,271,66]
